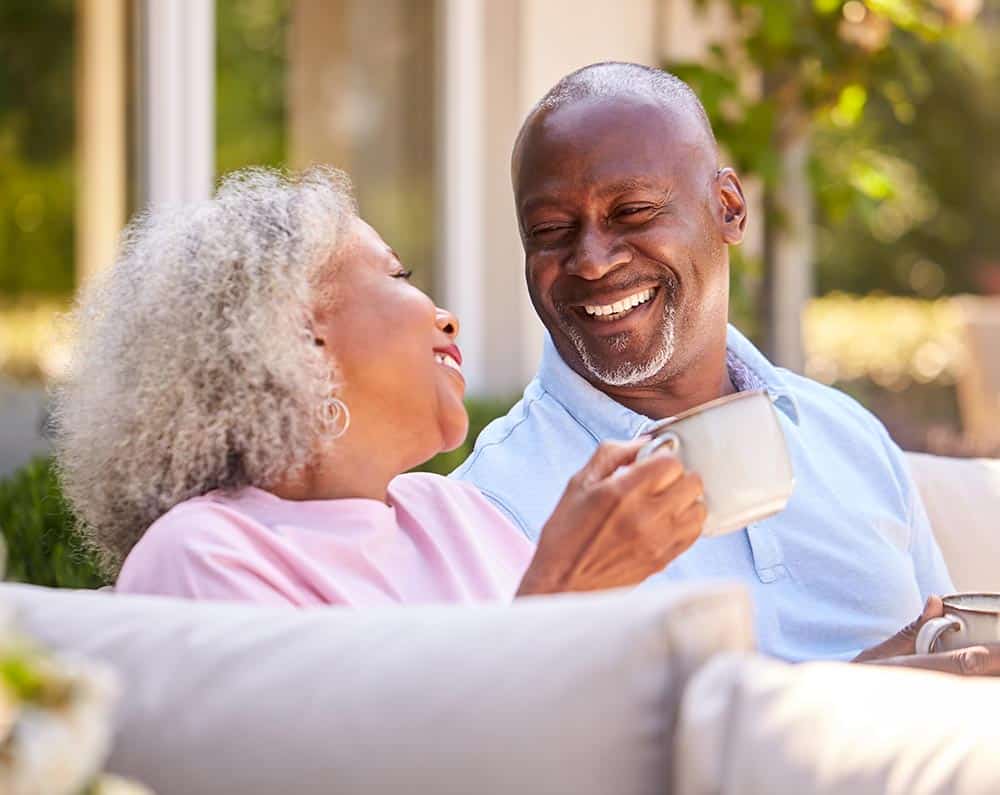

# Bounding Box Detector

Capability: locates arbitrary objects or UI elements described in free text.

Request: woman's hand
[517,439,706,596]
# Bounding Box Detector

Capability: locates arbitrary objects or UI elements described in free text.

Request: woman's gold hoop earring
[320,397,351,440]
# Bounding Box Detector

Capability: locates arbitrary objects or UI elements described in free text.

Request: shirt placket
[746,521,786,583]
[746,400,793,584]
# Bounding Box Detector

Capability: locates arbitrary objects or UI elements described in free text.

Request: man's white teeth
[583,287,656,318]
[435,352,462,373]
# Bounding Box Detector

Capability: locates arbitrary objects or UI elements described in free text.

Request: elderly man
[454,61,997,673]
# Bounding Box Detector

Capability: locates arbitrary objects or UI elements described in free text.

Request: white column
[137,0,216,206]
[439,0,486,394]
[76,0,126,283]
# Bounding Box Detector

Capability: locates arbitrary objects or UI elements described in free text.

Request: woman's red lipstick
[434,344,463,367]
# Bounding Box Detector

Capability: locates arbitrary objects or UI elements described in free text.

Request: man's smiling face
[514,94,744,390]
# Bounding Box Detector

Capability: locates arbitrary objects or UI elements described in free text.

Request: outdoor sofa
[2,451,999,795]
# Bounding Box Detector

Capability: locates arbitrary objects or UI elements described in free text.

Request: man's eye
[392,269,413,280]
[617,205,656,220]
[530,224,571,239]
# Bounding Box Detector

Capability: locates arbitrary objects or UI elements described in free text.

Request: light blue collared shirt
[452,326,953,661]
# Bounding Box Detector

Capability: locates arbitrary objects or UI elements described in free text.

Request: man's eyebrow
[596,178,667,198]
[519,194,560,216]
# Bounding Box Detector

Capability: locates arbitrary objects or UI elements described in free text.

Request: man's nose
[565,226,630,280]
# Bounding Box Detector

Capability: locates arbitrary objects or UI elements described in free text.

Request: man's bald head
[513,61,717,174]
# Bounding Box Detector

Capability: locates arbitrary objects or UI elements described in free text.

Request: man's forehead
[514,97,709,204]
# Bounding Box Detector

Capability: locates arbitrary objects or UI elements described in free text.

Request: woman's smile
[434,344,464,382]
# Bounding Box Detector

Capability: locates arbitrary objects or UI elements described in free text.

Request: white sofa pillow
[676,653,1000,795]
[0,582,752,795]
[906,452,1000,591]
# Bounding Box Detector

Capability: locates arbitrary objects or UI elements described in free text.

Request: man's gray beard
[562,303,677,387]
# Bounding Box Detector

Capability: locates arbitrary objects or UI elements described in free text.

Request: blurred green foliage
[0,0,76,297]
[0,399,514,588]
[216,0,289,174]
[670,0,959,192]
[0,0,290,300]
[667,0,1000,303]
[0,457,106,588]
[813,14,1000,295]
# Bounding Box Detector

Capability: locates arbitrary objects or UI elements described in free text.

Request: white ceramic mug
[915,593,1000,654]
[636,390,795,537]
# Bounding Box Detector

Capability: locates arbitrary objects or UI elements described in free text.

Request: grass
[0,399,516,589]
[0,457,107,588]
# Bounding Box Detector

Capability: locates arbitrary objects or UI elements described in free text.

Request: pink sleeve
[116,504,300,605]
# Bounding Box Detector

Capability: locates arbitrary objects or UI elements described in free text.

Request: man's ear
[717,167,748,245]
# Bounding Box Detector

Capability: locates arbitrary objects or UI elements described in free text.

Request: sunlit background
[2,0,999,481]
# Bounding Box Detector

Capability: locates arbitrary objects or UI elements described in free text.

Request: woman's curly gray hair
[53,166,356,574]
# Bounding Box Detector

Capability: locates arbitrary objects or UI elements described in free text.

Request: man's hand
[517,439,705,596]
[854,596,1000,675]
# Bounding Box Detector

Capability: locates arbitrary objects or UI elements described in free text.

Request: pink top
[116,473,535,607]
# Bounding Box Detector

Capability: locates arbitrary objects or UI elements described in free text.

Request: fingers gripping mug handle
[915,614,963,655]
[637,430,681,462]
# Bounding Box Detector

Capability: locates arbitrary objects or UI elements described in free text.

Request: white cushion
[0,582,752,795]
[676,653,1000,795]
[906,452,1000,591]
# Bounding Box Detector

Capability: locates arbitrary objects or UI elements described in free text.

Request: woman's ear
[305,315,326,347]
[717,167,748,245]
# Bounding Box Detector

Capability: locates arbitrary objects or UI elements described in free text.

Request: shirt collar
[724,325,800,424]
[536,325,801,441]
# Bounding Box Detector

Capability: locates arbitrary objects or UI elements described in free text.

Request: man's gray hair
[519,61,716,150]
[53,166,356,575]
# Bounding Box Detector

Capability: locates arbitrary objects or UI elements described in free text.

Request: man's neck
[596,349,736,421]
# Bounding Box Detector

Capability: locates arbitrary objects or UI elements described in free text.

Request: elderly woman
[54,168,705,606]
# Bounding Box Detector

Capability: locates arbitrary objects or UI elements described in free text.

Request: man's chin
[564,330,676,388]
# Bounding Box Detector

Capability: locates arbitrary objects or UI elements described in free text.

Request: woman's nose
[436,307,460,339]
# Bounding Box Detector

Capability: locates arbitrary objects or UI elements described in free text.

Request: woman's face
[311,217,468,471]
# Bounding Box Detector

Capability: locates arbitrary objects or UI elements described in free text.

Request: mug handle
[637,430,681,462]
[915,614,964,655]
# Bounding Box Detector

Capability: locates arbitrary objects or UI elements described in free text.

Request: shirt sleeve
[115,504,301,605]
[906,468,956,599]
[862,404,955,599]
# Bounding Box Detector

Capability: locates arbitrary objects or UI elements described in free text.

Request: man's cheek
[528,267,557,299]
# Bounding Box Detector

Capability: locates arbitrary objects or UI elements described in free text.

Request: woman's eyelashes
[392,269,413,280]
